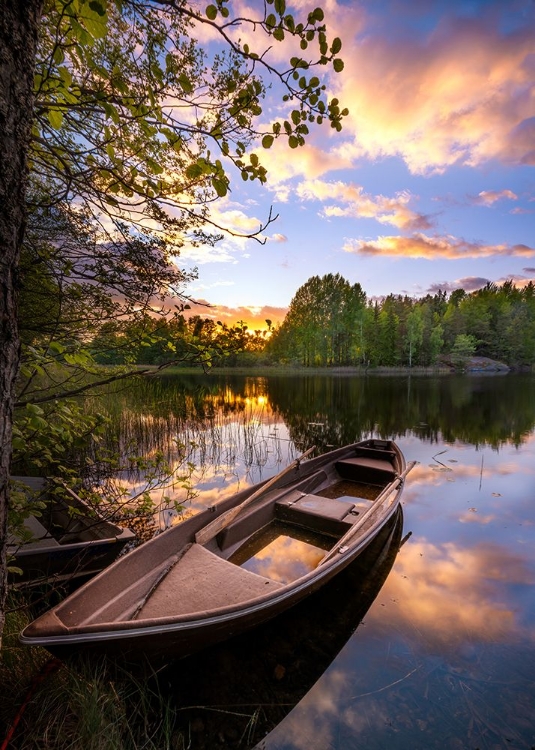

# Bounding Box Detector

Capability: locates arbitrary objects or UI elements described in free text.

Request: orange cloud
[343,233,535,259]
[296,180,434,231]
[329,12,535,173]
[375,538,535,650]
[184,300,287,328]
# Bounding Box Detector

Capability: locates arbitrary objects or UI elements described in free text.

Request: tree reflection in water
[93,372,535,748]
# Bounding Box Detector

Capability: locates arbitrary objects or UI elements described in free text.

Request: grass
[156,363,452,376]
[1,593,183,750]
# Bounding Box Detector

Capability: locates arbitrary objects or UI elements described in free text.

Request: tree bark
[0,0,44,646]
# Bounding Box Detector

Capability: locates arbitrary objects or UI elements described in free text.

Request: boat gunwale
[20,440,406,648]
[20,498,402,646]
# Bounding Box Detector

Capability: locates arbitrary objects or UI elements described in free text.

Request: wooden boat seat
[336,456,396,483]
[216,473,329,553]
[134,543,283,620]
[354,447,396,460]
[275,493,358,536]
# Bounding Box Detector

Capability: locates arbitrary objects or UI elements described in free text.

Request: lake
[97,371,535,749]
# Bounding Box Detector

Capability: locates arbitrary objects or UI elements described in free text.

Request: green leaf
[53,46,65,65]
[333,58,344,73]
[206,5,217,20]
[266,13,277,28]
[288,135,298,148]
[47,109,64,129]
[274,0,286,14]
[58,66,72,86]
[212,177,228,197]
[262,134,274,148]
[178,73,193,93]
[88,1,106,15]
[331,37,342,55]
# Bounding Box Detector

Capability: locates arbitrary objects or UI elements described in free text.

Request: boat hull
[20,440,411,660]
[9,477,134,588]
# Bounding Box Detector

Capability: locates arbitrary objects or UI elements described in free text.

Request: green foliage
[450,334,478,369]
[269,274,366,366]
[12,398,108,476]
[34,0,346,224]
[268,277,535,369]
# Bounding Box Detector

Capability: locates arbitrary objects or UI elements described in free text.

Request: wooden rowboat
[20,440,415,659]
[9,477,135,588]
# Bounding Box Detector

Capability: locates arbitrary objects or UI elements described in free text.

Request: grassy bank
[1,594,181,750]
[156,364,453,376]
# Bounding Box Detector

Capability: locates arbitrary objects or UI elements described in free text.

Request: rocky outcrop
[439,355,510,372]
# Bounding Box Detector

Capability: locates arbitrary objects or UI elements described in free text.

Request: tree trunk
[0,0,43,647]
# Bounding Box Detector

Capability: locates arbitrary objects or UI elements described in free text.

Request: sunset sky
[179,0,535,329]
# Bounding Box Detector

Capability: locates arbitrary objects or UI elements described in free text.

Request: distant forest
[93,274,535,369]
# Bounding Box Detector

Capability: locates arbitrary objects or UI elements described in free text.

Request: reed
[1,597,182,750]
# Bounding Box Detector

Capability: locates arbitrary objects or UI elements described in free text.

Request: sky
[176,0,535,330]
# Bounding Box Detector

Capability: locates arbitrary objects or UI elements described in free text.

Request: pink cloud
[329,11,535,173]
[427,274,535,294]
[344,233,535,259]
[296,179,434,231]
[473,189,518,206]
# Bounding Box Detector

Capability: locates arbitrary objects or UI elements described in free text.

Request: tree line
[266,273,535,368]
[96,272,535,370]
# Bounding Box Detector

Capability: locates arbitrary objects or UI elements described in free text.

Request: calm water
[98,372,535,749]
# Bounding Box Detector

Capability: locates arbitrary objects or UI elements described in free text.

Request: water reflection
[157,511,403,750]
[383,538,533,646]
[93,373,535,521]
[91,373,535,747]
[229,523,332,584]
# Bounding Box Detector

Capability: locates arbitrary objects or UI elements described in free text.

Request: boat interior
[211,443,397,561]
[123,444,401,622]
[25,442,401,631]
